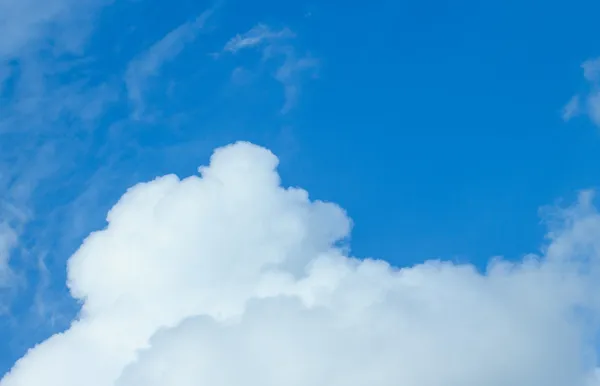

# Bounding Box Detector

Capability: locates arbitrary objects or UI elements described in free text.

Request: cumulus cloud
[223,24,318,113]
[2,141,600,386]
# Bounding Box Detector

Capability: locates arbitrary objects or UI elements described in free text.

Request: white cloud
[2,141,600,386]
[223,24,295,53]
[223,24,318,113]
[125,11,212,120]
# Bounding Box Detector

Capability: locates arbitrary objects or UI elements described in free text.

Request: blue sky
[2,0,600,380]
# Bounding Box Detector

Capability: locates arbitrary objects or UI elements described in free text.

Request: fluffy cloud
[2,141,600,386]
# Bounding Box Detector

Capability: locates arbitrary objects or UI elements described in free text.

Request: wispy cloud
[274,50,318,114]
[582,58,600,83]
[222,24,318,114]
[125,11,213,120]
[223,24,294,53]
[0,0,115,291]
[2,4,212,303]
[0,0,114,65]
[564,57,600,127]
[587,91,600,127]
[0,224,16,288]
[562,95,580,122]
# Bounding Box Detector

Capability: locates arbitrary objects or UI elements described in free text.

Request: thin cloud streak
[125,10,213,120]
